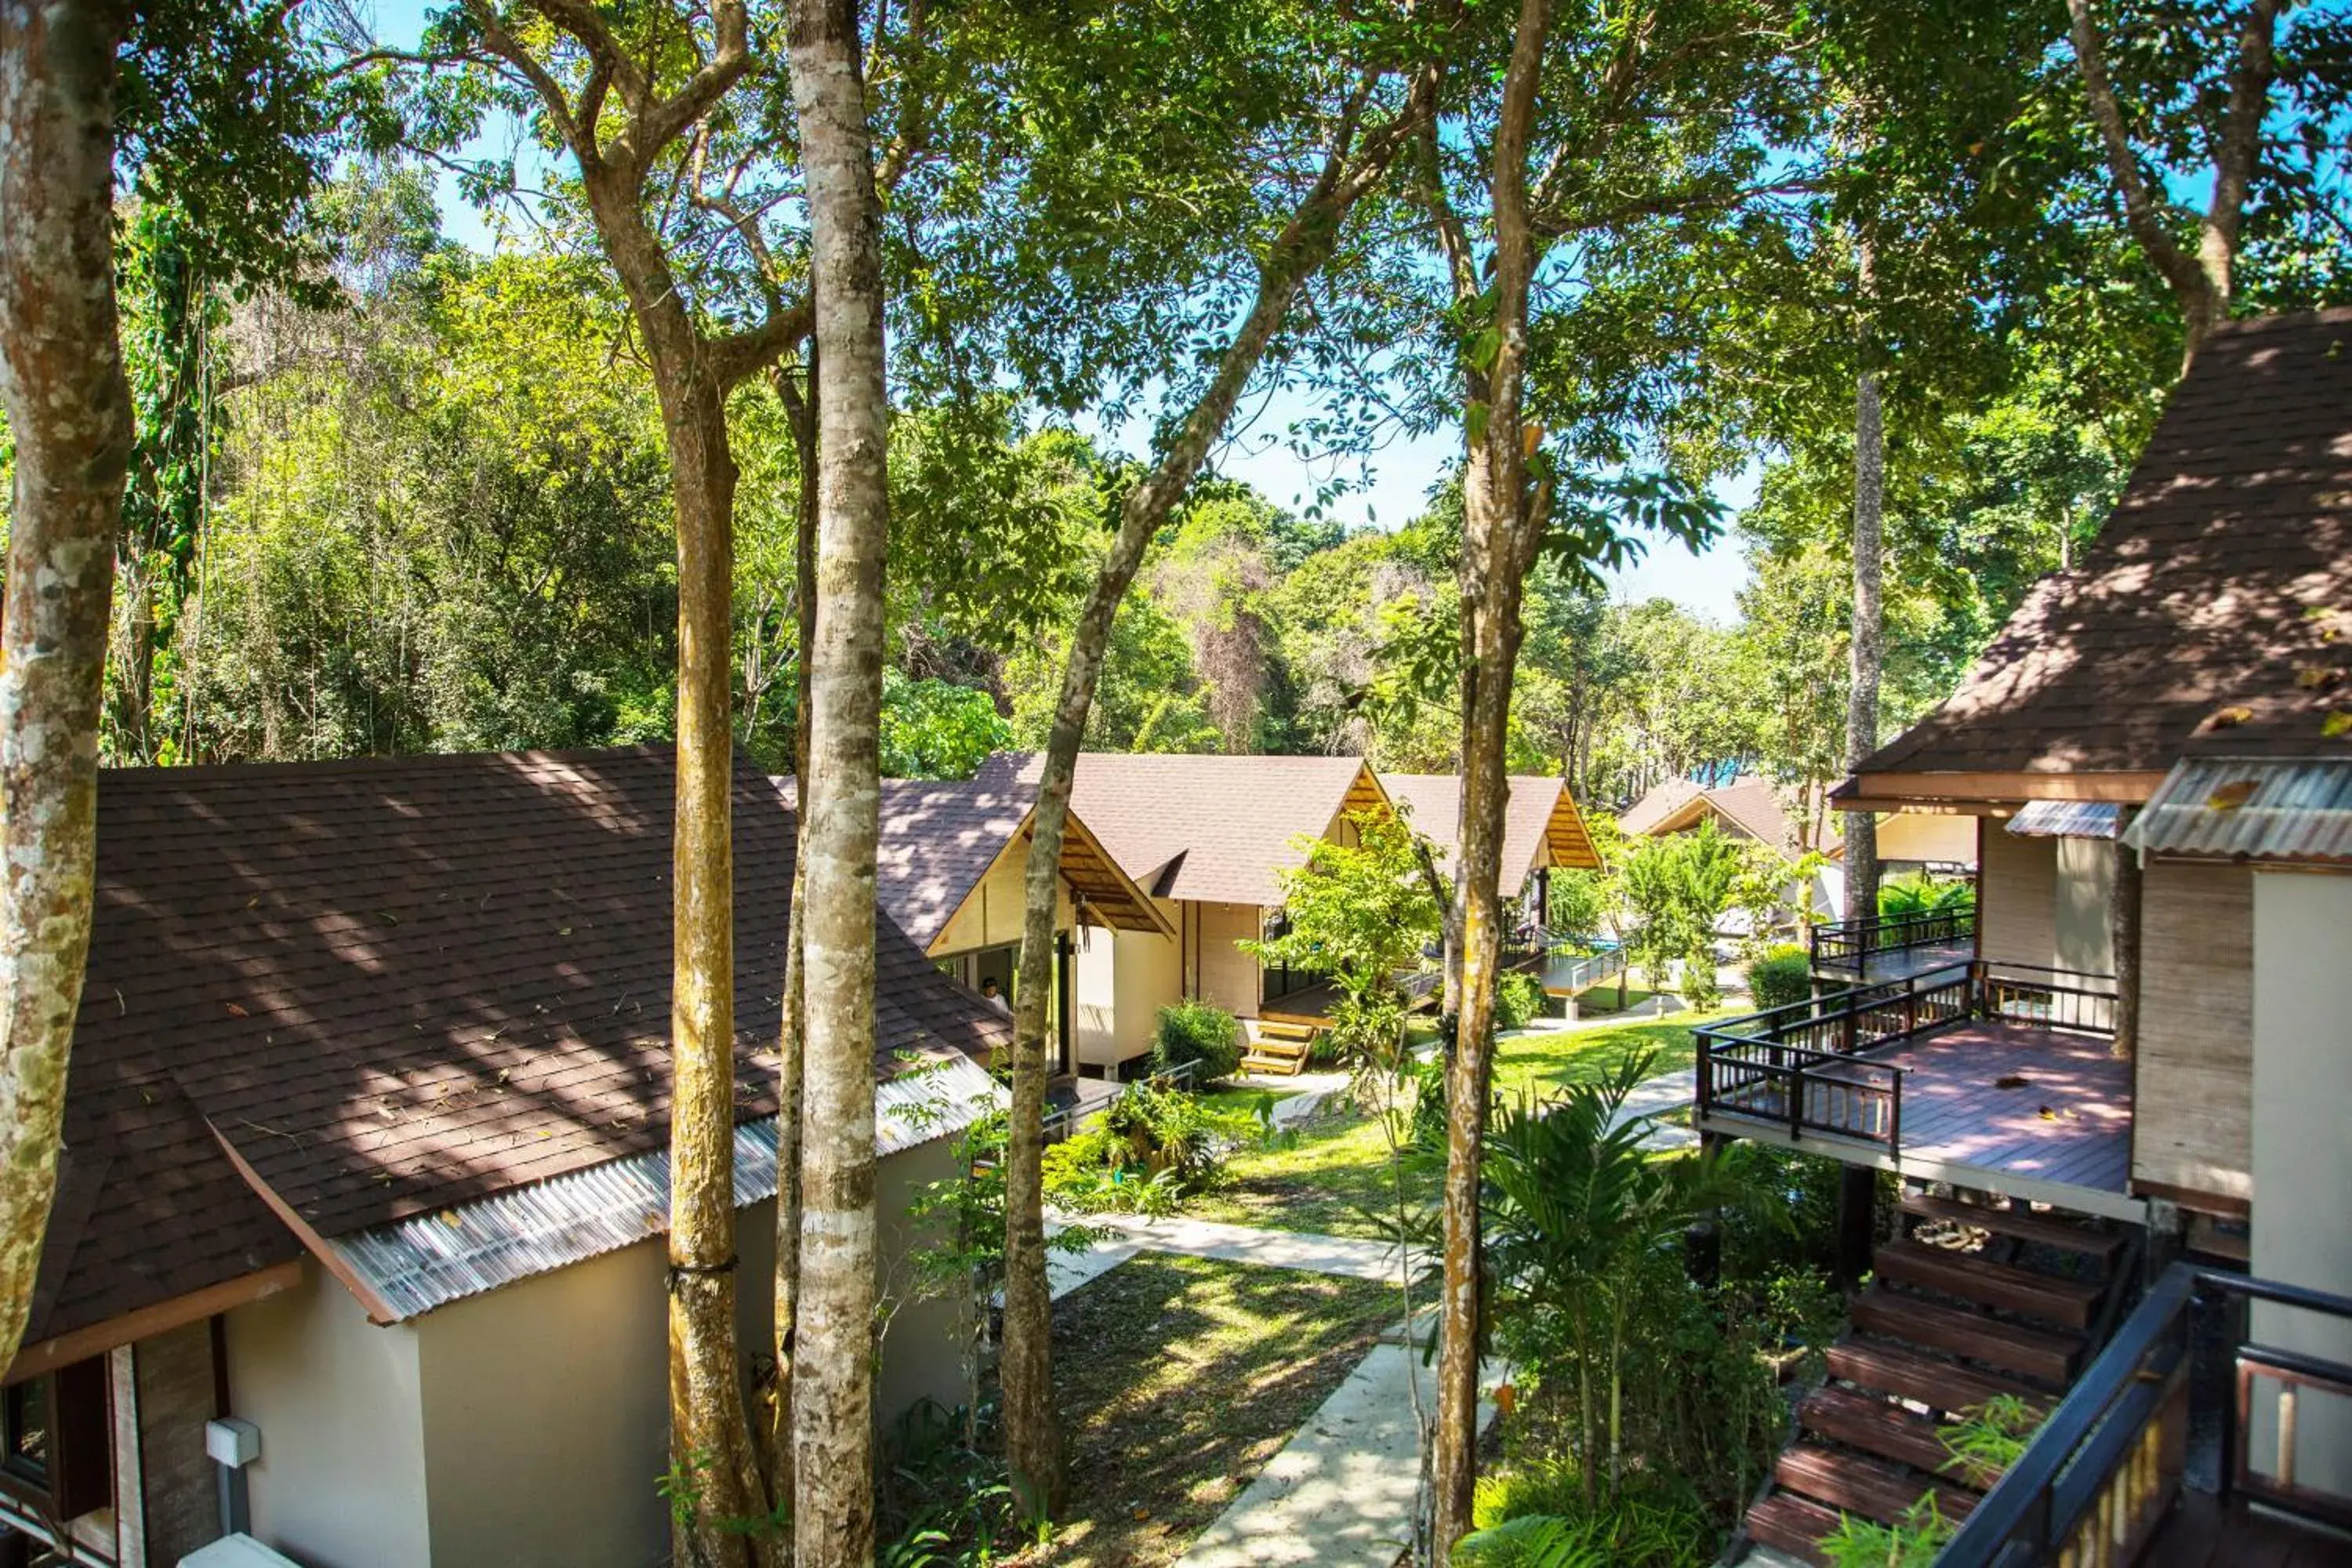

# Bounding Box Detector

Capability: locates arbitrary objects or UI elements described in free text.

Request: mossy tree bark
[0,0,134,1377]
[783,1,893,1559]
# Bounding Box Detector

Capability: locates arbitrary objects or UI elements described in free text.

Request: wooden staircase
[1740,1190,2134,1566]
[1240,1019,1318,1076]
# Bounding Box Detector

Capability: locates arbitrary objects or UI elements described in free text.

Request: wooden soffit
[1834,770,2171,814]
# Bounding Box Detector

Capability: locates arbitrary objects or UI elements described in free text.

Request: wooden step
[1741,1491,1842,1566]
[1245,1035,1312,1058]
[1874,1239,2104,1329]
[1239,1054,1306,1077]
[1903,1193,2125,1265]
[1253,1021,1318,1044]
[1826,1337,2045,1417]
[1773,1441,1978,1526]
[1798,1387,1982,1483]
[1851,1290,2081,1388]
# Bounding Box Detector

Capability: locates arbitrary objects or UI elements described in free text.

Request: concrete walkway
[1178,1341,1504,1568]
[1078,1213,1403,1283]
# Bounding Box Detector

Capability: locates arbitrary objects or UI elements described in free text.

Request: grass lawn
[1195,1084,1299,1119]
[1034,1254,1396,1566]
[1184,1010,1736,1238]
[1566,983,1657,1015]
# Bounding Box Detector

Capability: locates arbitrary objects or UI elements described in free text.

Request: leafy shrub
[1879,873,1976,918]
[1496,971,1546,1032]
[1461,1470,1713,1567]
[1041,1083,1254,1214]
[1744,944,1810,1010]
[1940,1396,2044,1486]
[1151,1000,1242,1081]
[1817,1494,1955,1567]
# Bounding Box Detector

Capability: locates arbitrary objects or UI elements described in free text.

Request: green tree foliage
[1249,808,1443,1071]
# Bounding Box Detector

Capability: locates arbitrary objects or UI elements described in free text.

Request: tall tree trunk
[766,356,819,1494]
[786,4,892,1559]
[1842,361,1883,925]
[457,9,805,1556]
[1430,5,1550,1557]
[661,351,771,1568]
[999,78,1431,1515]
[0,0,133,1374]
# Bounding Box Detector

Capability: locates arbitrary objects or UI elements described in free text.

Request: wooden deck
[1819,939,1975,984]
[1697,1020,2142,1221]
[2140,1492,2352,1566]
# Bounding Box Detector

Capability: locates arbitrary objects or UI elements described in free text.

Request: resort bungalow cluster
[5,310,2350,1568]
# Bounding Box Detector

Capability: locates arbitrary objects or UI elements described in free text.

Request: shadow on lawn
[1037,1254,1396,1566]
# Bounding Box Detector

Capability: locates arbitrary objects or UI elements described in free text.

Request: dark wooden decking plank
[2140,1491,2352,1568]
[1872,1240,2103,1328]
[1850,1290,2081,1387]
[1798,1387,1986,1482]
[1743,1492,1842,1567]
[1774,1441,1979,1526]
[1902,1194,2126,1263]
[1826,1337,2047,1416]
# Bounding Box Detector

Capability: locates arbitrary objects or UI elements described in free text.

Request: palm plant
[1483,1051,1759,1504]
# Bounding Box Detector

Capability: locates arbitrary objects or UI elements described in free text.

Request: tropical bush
[1817,1495,1956,1567]
[1497,970,1547,1032]
[1461,1472,1714,1567]
[1461,1058,1848,1555]
[1151,1000,1243,1081]
[1744,944,1810,1009]
[1879,873,1976,918]
[1041,1083,1254,1214]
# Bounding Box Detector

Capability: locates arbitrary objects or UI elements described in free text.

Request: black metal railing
[1039,1058,1201,1147]
[1811,906,1977,975]
[1938,1265,2352,1567]
[1693,960,2112,1156]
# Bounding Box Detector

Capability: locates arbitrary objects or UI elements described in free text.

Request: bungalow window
[1,1360,111,1522]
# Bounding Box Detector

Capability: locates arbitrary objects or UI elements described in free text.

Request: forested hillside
[9,158,2173,812]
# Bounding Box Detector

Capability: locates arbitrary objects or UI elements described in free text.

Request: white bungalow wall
[2249,869,2352,1497]
[226,1267,433,1568]
[1073,919,1179,1070]
[222,1147,969,1568]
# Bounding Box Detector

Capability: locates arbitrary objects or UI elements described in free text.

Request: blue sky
[366,0,1755,619]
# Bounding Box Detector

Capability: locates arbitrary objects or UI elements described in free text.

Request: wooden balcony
[1810,906,1978,983]
[1937,1265,2352,1568]
[1694,962,2140,1221]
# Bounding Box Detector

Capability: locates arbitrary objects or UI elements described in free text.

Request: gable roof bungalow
[1377,772,1604,911]
[1619,773,1857,923]
[1706,312,2352,1565]
[3,747,1005,1568]
[970,752,1392,1065]
[775,771,1173,1080]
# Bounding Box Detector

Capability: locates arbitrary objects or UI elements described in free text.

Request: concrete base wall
[224,1145,968,1568]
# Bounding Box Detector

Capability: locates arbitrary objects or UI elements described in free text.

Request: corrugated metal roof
[332,1054,1003,1320]
[2007,800,2123,840]
[2122,757,2352,865]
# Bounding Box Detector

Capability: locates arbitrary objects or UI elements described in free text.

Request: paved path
[1178,1341,1505,1568]
[1060,1213,1403,1286]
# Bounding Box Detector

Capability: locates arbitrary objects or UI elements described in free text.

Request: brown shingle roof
[1379,775,1601,890]
[1850,310,2352,793]
[26,746,1005,1354]
[1617,776,1707,837]
[811,774,1170,953]
[1621,774,1825,858]
[973,752,1382,906]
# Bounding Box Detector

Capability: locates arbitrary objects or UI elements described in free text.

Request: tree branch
[2065,0,2213,326]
